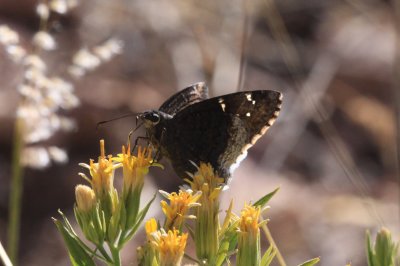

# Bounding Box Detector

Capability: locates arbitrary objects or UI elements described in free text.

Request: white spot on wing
[246,112,251,117]
[252,100,256,105]
[246,93,252,101]
[220,103,226,112]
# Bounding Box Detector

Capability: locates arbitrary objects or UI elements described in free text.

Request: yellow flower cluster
[69,143,288,266]
[143,218,188,266]
[114,143,160,193]
[73,139,160,250]
[160,189,201,230]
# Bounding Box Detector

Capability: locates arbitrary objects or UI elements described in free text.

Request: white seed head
[6,45,26,62]
[49,0,68,14]
[59,116,77,131]
[93,46,114,61]
[48,146,68,163]
[21,146,51,168]
[36,3,50,20]
[17,84,42,102]
[93,39,123,61]
[50,77,73,92]
[24,55,46,71]
[33,31,57,50]
[24,68,48,88]
[72,48,100,70]
[24,121,54,143]
[0,25,19,45]
[68,65,85,77]
[61,93,80,109]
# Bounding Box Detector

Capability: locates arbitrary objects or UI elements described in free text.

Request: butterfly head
[140,111,162,127]
[139,110,173,127]
[137,110,173,147]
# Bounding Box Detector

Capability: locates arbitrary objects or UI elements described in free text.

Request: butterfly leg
[132,136,150,153]
[151,127,167,163]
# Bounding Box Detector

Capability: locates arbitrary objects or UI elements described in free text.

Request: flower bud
[75,185,96,213]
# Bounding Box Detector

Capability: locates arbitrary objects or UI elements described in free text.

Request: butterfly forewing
[161,90,282,179]
[159,82,209,115]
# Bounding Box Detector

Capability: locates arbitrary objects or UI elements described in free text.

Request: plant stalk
[260,216,286,266]
[8,119,24,265]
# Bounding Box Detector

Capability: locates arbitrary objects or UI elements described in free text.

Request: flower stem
[96,245,113,263]
[8,119,24,265]
[260,215,286,266]
[109,245,121,266]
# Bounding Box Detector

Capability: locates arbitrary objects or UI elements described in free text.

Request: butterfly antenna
[96,113,138,130]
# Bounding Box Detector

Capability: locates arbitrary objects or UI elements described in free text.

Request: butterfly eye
[145,112,160,124]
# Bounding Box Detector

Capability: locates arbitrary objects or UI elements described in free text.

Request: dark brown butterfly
[138,82,282,182]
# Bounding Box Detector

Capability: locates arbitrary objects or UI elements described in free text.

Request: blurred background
[0,0,398,265]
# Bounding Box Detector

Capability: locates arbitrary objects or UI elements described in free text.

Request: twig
[392,0,400,228]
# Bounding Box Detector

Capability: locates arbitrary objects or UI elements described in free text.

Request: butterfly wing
[161,90,282,180]
[159,82,209,115]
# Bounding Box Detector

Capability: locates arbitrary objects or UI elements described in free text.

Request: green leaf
[253,187,280,208]
[56,211,109,262]
[260,245,276,266]
[119,193,156,247]
[215,241,230,266]
[53,218,95,266]
[366,231,375,266]
[297,257,320,266]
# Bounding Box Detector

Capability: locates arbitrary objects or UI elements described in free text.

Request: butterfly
[138,82,282,182]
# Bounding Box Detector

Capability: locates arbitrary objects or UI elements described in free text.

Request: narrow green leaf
[53,219,95,266]
[253,187,280,208]
[366,231,374,266]
[215,241,229,266]
[297,257,320,266]
[261,245,276,266]
[119,194,156,247]
[55,212,108,262]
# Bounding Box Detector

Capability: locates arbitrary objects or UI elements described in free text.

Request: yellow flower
[159,189,201,230]
[186,162,224,264]
[237,204,262,266]
[79,139,120,198]
[185,163,224,200]
[239,204,261,235]
[113,143,162,194]
[75,184,96,213]
[152,229,188,266]
[145,218,158,240]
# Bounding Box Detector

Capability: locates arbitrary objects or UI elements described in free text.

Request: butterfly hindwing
[159,82,209,115]
[161,90,282,179]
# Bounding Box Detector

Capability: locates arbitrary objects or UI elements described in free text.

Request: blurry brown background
[0,0,399,265]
